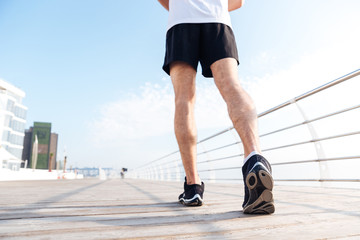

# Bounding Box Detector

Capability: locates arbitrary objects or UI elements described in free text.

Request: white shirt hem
[167,18,232,31]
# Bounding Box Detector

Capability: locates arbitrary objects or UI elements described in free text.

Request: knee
[174,89,196,109]
[174,98,196,116]
[175,92,195,103]
[219,77,243,95]
[173,79,196,104]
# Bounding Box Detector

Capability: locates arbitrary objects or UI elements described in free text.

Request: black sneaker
[242,154,275,214]
[178,178,204,206]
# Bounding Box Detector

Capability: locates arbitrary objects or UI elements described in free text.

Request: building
[0,79,27,161]
[22,122,58,170]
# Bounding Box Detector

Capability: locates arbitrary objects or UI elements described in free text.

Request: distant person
[121,168,127,179]
[158,0,274,214]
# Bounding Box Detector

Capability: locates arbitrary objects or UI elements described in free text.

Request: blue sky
[1,0,359,170]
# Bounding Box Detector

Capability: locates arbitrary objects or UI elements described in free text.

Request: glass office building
[0,79,27,160]
[22,122,58,170]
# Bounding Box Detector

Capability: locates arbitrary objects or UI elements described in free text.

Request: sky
[0,0,359,171]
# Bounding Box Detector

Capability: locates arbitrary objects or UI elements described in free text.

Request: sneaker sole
[179,194,203,206]
[243,169,275,214]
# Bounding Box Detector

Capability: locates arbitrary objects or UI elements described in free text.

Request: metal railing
[128,69,360,186]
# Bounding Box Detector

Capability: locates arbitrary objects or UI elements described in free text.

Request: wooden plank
[0,179,359,239]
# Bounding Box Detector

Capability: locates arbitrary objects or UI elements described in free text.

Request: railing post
[166,163,171,181]
[199,143,216,182]
[154,166,159,180]
[294,101,331,186]
[159,164,164,181]
[175,162,180,181]
[147,169,150,179]
[150,167,154,180]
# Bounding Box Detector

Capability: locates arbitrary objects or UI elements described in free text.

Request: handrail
[272,156,360,166]
[196,156,360,173]
[152,153,360,175]
[193,130,360,166]
[199,178,360,182]
[194,104,360,161]
[190,68,360,145]
[258,68,360,117]
[130,69,360,184]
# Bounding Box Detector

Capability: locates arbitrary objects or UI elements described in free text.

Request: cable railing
[128,69,360,186]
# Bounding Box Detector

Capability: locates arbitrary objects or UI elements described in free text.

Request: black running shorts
[162,23,239,78]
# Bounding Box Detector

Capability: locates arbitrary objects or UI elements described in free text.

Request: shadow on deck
[0,179,359,239]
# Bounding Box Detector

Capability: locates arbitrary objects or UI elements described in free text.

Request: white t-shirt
[167,0,232,30]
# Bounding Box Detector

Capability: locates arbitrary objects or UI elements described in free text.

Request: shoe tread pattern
[243,166,275,214]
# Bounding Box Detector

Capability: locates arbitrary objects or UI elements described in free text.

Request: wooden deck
[0,179,359,239]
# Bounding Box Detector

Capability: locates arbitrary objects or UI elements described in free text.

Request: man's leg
[211,58,275,214]
[210,58,260,157]
[170,61,201,185]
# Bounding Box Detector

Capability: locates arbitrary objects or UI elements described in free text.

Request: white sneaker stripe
[248,162,270,174]
[180,194,203,203]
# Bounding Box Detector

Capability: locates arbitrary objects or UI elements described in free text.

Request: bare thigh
[170,61,197,102]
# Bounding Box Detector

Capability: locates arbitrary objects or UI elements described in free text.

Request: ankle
[244,150,261,165]
[186,175,201,185]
